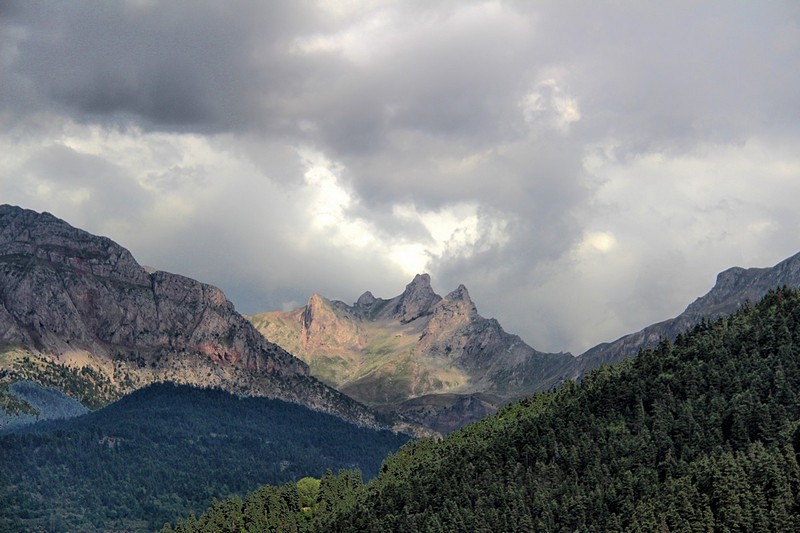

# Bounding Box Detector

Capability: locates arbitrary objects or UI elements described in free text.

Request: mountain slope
[576,251,800,375]
[0,205,379,427]
[170,287,800,532]
[0,382,411,532]
[249,274,574,431]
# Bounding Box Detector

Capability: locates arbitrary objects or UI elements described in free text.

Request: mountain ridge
[250,249,800,432]
[0,381,411,532]
[0,204,381,428]
[249,273,575,432]
[575,251,800,375]
[168,286,800,532]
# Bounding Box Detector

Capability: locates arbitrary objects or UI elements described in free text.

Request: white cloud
[295,149,515,278]
[581,231,616,253]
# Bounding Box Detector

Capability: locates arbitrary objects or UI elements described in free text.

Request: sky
[2,1,800,356]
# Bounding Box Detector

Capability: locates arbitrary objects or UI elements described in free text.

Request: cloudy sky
[2,1,800,355]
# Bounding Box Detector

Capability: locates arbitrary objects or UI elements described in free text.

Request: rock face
[575,251,800,375]
[249,273,575,431]
[0,205,380,428]
[379,273,442,323]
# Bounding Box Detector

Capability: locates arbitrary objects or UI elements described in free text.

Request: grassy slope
[248,310,470,408]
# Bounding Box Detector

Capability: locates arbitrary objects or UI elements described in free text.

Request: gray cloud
[2,1,325,130]
[2,1,800,355]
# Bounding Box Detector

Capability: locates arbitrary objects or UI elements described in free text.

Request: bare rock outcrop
[365,273,442,323]
[0,205,380,428]
[250,271,577,431]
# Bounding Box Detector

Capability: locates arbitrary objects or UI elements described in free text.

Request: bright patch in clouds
[582,231,616,253]
[521,78,581,133]
[299,149,512,277]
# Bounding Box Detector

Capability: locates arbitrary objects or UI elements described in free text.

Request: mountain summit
[0,205,379,427]
[249,275,575,432]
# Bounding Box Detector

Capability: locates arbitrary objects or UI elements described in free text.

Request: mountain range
[168,286,800,532]
[248,274,574,432]
[249,252,800,432]
[4,203,800,435]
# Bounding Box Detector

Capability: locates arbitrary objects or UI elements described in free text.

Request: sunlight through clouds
[298,148,513,277]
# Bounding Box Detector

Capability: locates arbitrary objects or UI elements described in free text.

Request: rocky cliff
[249,273,575,431]
[0,205,380,427]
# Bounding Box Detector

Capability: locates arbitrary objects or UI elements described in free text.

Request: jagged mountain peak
[302,293,343,335]
[443,284,473,303]
[307,292,328,307]
[250,273,576,432]
[355,290,376,307]
[393,272,442,323]
[432,284,478,322]
[409,272,432,286]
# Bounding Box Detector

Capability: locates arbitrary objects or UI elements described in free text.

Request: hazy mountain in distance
[575,251,800,375]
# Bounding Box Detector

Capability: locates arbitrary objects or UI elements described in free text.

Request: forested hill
[167,287,800,532]
[0,383,410,532]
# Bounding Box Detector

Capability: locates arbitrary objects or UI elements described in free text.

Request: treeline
[0,383,410,532]
[163,469,365,533]
[168,287,800,531]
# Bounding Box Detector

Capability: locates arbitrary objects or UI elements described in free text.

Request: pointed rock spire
[440,284,478,318]
[356,290,377,307]
[395,273,442,323]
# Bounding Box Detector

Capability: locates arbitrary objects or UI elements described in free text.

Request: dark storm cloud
[2,0,326,131]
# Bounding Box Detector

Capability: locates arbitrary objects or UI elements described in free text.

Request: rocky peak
[435,284,478,321]
[394,273,442,323]
[355,291,377,307]
[302,293,333,334]
[445,284,474,305]
[0,204,150,286]
[300,293,362,352]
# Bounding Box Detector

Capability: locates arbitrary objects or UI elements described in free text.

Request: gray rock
[0,205,381,428]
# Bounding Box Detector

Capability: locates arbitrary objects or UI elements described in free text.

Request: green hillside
[0,383,410,532]
[169,287,800,532]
